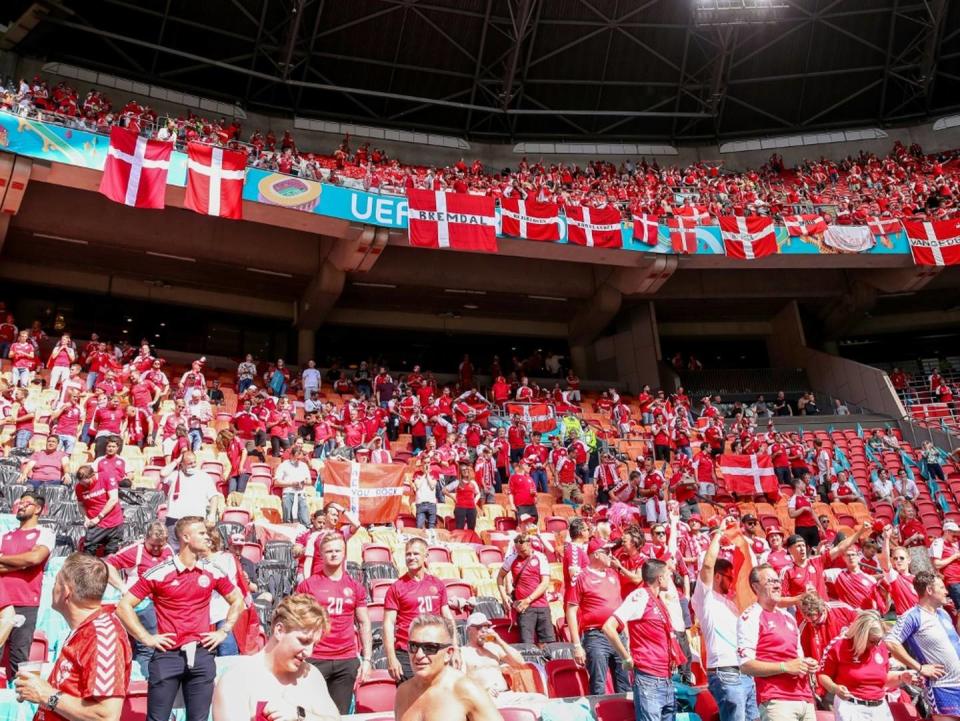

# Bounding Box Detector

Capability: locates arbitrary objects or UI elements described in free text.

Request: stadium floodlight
[694,0,789,26]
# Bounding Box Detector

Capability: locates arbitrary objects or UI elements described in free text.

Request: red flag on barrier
[185,142,246,219]
[632,214,660,246]
[99,127,171,209]
[783,214,827,237]
[719,216,778,260]
[499,197,560,241]
[904,219,960,266]
[407,190,497,252]
[718,453,777,495]
[565,205,623,248]
[504,402,556,433]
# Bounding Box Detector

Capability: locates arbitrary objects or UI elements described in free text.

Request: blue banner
[0,111,911,256]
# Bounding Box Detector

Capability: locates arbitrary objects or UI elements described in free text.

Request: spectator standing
[13,554,131,721]
[0,490,54,676]
[160,452,219,549]
[878,527,918,615]
[302,360,321,398]
[296,534,372,714]
[603,558,682,721]
[566,537,629,696]
[497,532,555,646]
[693,519,759,721]
[274,447,312,526]
[106,522,174,677]
[929,520,960,608]
[738,563,818,721]
[74,464,124,556]
[116,517,244,721]
[507,461,538,521]
[384,538,457,682]
[236,355,257,394]
[885,571,958,715]
[8,330,35,387]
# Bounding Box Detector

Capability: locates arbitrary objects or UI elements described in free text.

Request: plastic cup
[17,661,43,677]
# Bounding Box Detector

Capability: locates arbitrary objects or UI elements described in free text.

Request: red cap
[587,537,609,555]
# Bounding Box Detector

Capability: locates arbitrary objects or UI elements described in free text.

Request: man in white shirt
[212,593,340,721]
[161,452,219,550]
[693,517,759,721]
[302,360,321,399]
[275,448,313,526]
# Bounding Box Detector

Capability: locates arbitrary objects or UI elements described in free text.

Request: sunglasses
[652,531,666,537]
[409,641,452,657]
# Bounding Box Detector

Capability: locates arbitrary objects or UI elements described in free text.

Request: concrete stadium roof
[5,0,960,143]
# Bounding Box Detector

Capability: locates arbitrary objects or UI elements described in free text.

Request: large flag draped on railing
[321,460,406,524]
[99,127,171,209]
[718,453,778,495]
[407,190,498,252]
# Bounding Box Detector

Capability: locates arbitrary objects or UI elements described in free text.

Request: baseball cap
[587,537,610,555]
[229,533,245,545]
[946,521,960,532]
[785,534,806,548]
[741,514,758,523]
[687,514,702,524]
[466,612,491,628]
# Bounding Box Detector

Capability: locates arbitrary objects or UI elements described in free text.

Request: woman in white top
[275,448,313,526]
[871,469,895,504]
[204,526,241,656]
[409,469,438,529]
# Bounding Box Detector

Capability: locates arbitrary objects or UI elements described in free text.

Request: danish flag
[783,214,827,237]
[667,217,698,254]
[903,219,960,266]
[498,197,561,241]
[866,216,902,237]
[719,453,777,495]
[632,213,660,246]
[99,126,171,209]
[719,216,778,260]
[407,190,497,252]
[565,205,623,248]
[185,142,247,219]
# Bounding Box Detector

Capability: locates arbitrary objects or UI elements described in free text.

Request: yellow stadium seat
[459,565,489,582]
[473,579,500,598]
[429,562,460,580]
[475,517,493,533]
[451,547,479,567]
[481,503,505,520]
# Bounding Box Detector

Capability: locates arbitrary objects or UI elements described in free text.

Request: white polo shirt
[691,581,740,668]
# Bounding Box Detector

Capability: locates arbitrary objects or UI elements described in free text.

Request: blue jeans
[282,491,310,526]
[237,378,253,393]
[58,435,76,454]
[416,502,437,529]
[11,367,30,387]
[215,620,238,657]
[531,469,548,493]
[633,671,675,721]
[582,629,630,695]
[14,430,31,450]
[708,669,760,721]
[187,429,203,452]
[85,371,98,391]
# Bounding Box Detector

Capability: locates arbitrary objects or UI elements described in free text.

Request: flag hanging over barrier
[99,127,172,209]
[321,460,406,524]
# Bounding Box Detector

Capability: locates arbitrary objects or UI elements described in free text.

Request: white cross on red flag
[903,219,960,266]
[667,216,698,254]
[782,214,827,237]
[185,142,247,219]
[407,189,497,252]
[632,214,660,246]
[719,216,778,260]
[718,453,777,495]
[866,216,902,237]
[565,205,623,248]
[98,126,172,209]
[498,197,560,241]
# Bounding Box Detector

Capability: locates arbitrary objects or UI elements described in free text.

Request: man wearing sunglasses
[395,614,500,721]
[496,532,554,645]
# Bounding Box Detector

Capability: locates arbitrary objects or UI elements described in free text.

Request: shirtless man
[212,594,340,721]
[395,614,499,721]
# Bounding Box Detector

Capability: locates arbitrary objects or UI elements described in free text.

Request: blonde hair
[272,593,329,635]
[846,610,884,660]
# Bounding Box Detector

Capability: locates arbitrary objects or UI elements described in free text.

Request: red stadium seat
[477,545,505,565]
[362,544,393,564]
[220,508,252,526]
[120,679,148,721]
[491,618,522,644]
[544,516,569,533]
[354,671,397,713]
[495,517,518,532]
[427,546,452,564]
[545,659,590,698]
[29,630,48,662]
[239,542,263,565]
[595,698,635,721]
[366,603,385,624]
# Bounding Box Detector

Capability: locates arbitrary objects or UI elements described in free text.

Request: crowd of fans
[5,74,960,226]
[0,307,956,721]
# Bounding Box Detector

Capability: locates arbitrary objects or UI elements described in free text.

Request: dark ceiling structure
[4,0,960,143]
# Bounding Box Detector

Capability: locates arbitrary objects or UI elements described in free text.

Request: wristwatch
[45,692,61,711]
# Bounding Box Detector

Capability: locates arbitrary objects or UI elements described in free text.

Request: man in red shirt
[930,520,960,608]
[497,532,554,645]
[13,553,131,721]
[296,533,373,713]
[106,522,174,676]
[383,537,456,682]
[50,387,83,454]
[797,592,858,662]
[507,461,538,521]
[74,464,124,556]
[0,489,54,675]
[117,517,244,721]
[779,524,867,607]
[567,537,629,695]
[603,558,679,721]
[8,329,35,388]
[523,433,550,493]
[738,564,818,721]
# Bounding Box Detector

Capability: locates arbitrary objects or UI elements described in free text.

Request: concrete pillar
[611,302,662,393]
[297,328,316,366]
[766,301,806,368]
[568,345,589,377]
[568,282,622,347]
